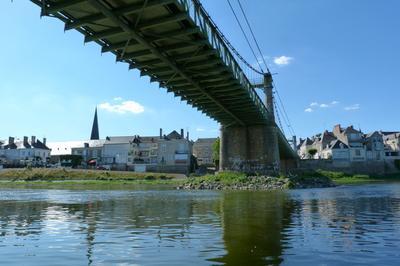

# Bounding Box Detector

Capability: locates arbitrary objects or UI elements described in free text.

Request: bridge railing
[178,0,270,122]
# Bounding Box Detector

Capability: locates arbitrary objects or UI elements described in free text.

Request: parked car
[96,165,111,170]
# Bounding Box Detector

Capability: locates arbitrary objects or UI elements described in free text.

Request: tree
[307,148,318,158]
[212,138,220,168]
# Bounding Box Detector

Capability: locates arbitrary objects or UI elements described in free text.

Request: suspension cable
[274,84,296,137]
[192,0,264,75]
[225,0,264,73]
[195,0,296,138]
[274,98,286,136]
[236,0,270,73]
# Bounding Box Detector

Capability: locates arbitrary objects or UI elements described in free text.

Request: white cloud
[113,97,123,101]
[196,128,205,132]
[274,56,293,66]
[305,100,341,112]
[99,100,144,114]
[344,104,360,111]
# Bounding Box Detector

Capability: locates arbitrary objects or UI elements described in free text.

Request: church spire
[90,107,99,140]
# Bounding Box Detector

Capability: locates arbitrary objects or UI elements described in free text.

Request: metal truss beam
[64,0,176,30]
[45,0,86,13]
[87,1,245,124]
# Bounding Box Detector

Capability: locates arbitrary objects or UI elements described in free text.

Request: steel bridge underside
[32,0,296,159]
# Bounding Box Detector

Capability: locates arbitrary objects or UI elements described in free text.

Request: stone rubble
[177,175,336,191]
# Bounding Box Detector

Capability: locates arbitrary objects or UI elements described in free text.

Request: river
[1,183,400,265]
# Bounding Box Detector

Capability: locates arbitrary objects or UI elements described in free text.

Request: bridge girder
[31,0,297,159]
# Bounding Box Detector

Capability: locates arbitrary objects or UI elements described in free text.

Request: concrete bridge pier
[219,73,284,175]
[219,124,280,175]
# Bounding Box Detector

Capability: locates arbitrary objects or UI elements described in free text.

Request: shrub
[308,149,318,158]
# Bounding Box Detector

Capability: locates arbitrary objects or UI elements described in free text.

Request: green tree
[307,148,318,158]
[212,138,220,168]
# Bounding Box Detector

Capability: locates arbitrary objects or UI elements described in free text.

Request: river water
[1,184,400,265]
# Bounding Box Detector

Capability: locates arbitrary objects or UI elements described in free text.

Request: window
[355,149,361,156]
[161,144,166,153]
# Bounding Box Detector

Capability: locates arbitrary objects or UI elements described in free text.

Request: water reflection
[0,185,400,265]
[213,192,295,265]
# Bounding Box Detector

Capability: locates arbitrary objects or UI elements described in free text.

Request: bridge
[31,0,298,174]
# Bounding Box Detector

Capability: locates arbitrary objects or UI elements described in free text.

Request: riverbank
[0,168,184,189]
[310,170,400,185]
[179,172,335,190]
[0,168,183,181]
[0,168,399,190]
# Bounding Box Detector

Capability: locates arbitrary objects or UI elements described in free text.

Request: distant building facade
[46,110,194,173]
[48,128,192,174]
[193,138,217,166]
[102,129,192,173]
[298,125,385,162]
[0,136,50,165]
[381,132,400,160]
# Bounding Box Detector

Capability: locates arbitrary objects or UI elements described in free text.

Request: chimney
[180,129,184,138]
[160,128,163,139]
[8,137,14,145]
[186,131,189,140]
[43,138,47,146]
[23,136,28,144]
[31,136,36,144]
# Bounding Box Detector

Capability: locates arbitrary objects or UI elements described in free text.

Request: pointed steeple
[90,107,100,140]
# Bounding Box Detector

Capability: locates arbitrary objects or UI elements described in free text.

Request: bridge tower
[219,73,280,175]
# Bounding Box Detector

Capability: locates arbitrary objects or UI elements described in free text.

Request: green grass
[0,168,177,182]
[0,168,187,190]
[300,170,400,185]
[0,179,183,190]
[188,171,247,185]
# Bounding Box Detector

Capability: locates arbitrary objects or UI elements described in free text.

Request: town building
[102,136,131,166]
[102,129,192,174]
[157,129,192,173]
[0,136,50,166]
[364,131,385,161]
[332,125,366,162]
[381,131,400,159]
[192,138,217,166]
[48,140,105,167]
[299,125,386,163]
[48,109,193,173]
[297,138,314,159]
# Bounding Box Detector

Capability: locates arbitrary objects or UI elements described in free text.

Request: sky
[0,0,399,142]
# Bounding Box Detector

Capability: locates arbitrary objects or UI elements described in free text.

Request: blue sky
[0,0,399,142]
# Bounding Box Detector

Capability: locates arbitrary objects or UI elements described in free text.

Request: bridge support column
[219,124,280,175]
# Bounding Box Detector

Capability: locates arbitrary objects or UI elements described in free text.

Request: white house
[1,136,51,165]
[299,125,387,163]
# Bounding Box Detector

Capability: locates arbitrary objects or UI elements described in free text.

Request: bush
[308,148,318,157]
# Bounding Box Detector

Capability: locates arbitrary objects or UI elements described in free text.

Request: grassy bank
[184,171,334,190]
[187,172,247,185]
[0,168,184,189]
[302,170,400,185]
[1,168,399,190]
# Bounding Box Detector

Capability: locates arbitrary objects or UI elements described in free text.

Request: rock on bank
[178,175,336,191]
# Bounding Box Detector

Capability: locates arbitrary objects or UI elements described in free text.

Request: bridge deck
[32,0,296,158]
